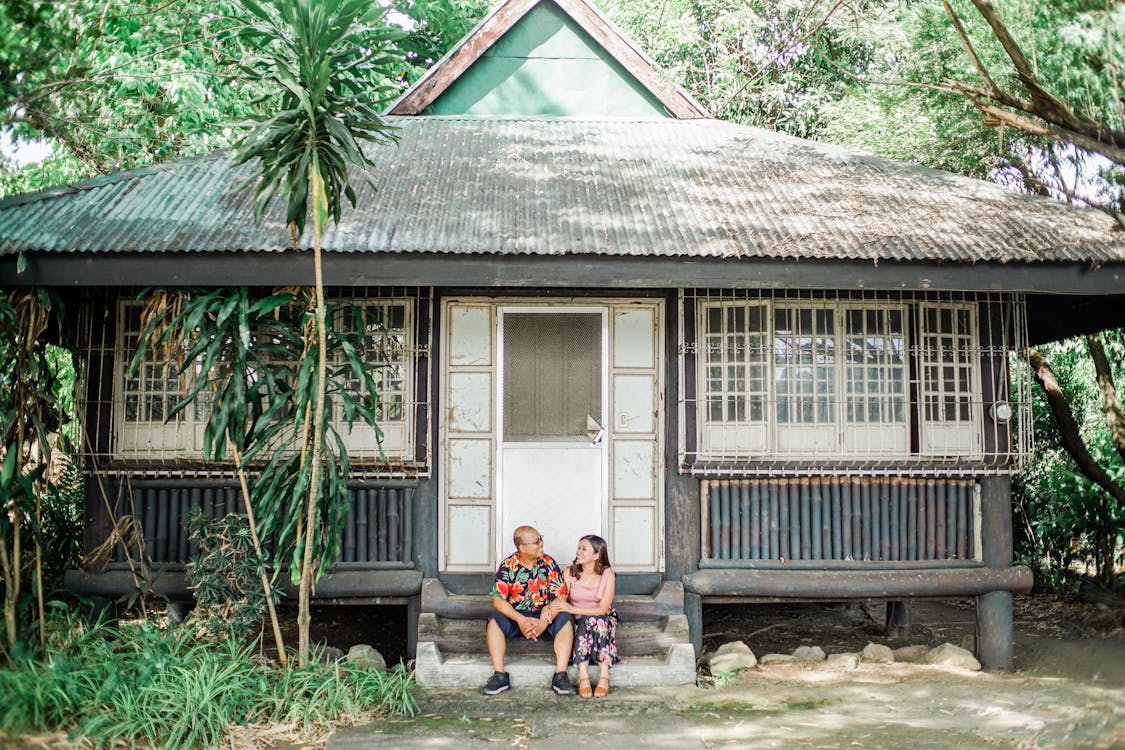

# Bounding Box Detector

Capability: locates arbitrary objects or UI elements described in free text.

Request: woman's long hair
[570,534,611,580]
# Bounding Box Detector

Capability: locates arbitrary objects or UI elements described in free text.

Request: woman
[554,534,619,698]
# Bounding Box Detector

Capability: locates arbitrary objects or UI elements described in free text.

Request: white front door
[496,307,608,566]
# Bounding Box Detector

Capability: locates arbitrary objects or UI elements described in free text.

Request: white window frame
[328,299,414,460]
[840,305,909,456]
[698,300,770,456]
[114,301,206,456]
[772,302,840,455]
[918,301,983,457]
[115,298,416,462]
[696,298,979,460]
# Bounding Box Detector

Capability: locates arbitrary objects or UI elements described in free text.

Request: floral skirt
[571,608,620,666]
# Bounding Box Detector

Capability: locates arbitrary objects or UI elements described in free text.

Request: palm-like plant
[231,0,401,666]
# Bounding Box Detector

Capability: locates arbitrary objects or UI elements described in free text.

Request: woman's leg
[594,655,611,697]
[577,660,592,698]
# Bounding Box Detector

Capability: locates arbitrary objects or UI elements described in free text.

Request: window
[329,301,413,459]
[115,302,206,455]
[699,302,769,455]
[116,297,416,462]
[918,302,981,455]
[842,307,908,454]
[696,298,978,460]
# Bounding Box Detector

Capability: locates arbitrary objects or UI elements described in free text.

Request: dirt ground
[324,593,1125,750]
[9,594,1125,749]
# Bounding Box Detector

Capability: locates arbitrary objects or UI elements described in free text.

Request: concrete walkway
[328,655,1125,750]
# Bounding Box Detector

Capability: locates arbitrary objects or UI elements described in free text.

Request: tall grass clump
[0,605,416,749]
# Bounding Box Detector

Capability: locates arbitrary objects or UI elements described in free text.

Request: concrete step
[418,612,690,656]
[414,641,698,688]
[421,578,686,622]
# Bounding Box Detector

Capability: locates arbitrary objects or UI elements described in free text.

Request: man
[481,525,575,695]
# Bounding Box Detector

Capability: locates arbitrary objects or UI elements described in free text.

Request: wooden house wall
[66,287,1027,604]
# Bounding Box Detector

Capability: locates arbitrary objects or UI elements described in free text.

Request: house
[3,0,1124,683]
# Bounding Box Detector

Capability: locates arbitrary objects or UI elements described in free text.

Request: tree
[0,290,68,659]
[231,0,401,667]
[923,1,1125,584]
[1018,334,1125,586]
[0,0,268,181]
[0,0,487,198]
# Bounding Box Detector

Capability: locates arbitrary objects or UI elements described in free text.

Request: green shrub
[0,606,416,749]
[185,510,276,642]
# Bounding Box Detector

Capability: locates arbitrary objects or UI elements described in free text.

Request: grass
[0,607,417,749]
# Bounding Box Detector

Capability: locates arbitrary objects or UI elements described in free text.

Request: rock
[165,601,193,626]
[861,642,894,664]
[925,642,981,671]
[792,646,826,662]
[705,640,758,674]
[346,644,387,671]
[892,645,931,663]
[759,653,796,665]
[825,653,859,669]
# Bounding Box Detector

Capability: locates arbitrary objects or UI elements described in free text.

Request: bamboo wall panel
[704,478,977,562]
[113,483,414,565]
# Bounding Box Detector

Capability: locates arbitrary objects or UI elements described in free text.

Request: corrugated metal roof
[2,117,1124,264]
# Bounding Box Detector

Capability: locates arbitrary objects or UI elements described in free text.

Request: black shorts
[489,610,574,639]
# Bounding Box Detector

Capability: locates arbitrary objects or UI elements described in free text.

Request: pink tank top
[568,568,613,608]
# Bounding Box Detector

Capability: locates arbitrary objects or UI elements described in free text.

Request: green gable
[425,2,668,117]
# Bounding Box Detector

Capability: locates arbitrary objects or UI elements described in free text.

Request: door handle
[586,414,605,445]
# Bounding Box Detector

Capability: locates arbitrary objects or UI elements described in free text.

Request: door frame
[438,295,666,574]
[494,304,611,565]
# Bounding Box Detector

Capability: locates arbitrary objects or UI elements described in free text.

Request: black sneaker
[551,670,575,695]
[482,671,510,695]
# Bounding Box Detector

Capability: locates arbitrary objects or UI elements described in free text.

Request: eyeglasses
[519,537,544,546]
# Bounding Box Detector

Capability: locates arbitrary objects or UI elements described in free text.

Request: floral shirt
[491,551,568,614]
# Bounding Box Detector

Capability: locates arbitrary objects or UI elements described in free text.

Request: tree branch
[941,0,1003,98]
[963,0,1070,117]
[1028,349,1125,506]
[940,0,1125,166]
[1085,333,1125,465]
[946,85,1125,170]
[716,0,849,114]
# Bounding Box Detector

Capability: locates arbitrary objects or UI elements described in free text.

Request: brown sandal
[578,677,593,699]
[594,674,610,698]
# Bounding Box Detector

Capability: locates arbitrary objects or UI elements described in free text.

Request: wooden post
[684,590,703,656]
[407,594,420,659]
[414,479,439,577]
[885,600,912,637]
[978,475,1015,671]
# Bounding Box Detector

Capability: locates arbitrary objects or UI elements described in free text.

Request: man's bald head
[513,525,540,549]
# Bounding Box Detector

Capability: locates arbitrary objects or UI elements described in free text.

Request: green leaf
[310,155,328,238]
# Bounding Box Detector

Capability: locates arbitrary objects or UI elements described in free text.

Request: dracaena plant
[230,0,401,666]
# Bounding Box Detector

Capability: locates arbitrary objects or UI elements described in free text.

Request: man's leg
[482,614,519,695]
[487,617,507,673]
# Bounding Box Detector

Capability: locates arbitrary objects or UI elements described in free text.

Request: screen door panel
[503,313,601,442]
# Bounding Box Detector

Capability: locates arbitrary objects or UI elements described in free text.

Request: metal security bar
[73,287,433,479]
[107,479,414,566]
[678,289,1032,475]
[702,477,980,563]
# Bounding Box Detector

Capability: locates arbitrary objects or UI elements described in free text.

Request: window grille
[75,287,432,478]
[679,289,1031,475]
